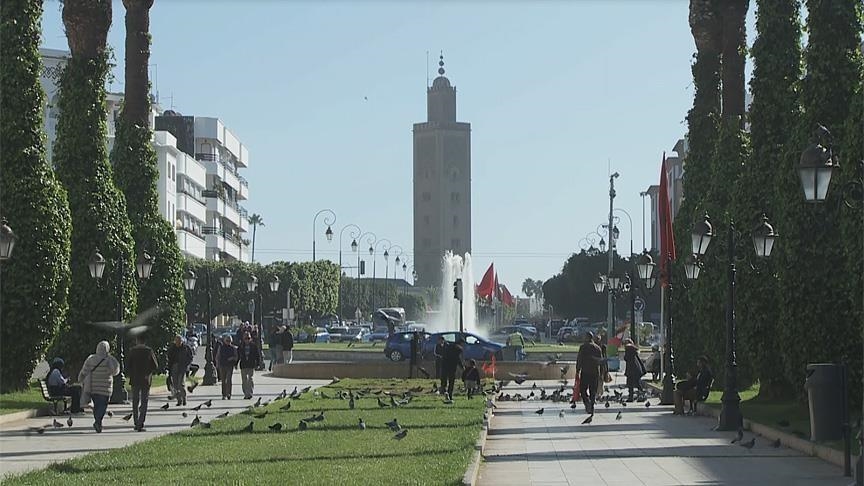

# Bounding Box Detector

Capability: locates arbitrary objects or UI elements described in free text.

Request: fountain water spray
[429,251,484,336]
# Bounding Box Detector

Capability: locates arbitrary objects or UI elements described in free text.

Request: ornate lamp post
[372,238,391,310]
[339,224,362,320]
[0,220,16,261]
[312,209,336,262]
[689,212,777,430]
[89,249,154,404]
[183,266,232,386]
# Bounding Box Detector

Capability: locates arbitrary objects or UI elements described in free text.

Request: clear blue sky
[40,1,757,296]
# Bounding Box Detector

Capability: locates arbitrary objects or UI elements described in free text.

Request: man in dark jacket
[440,338,464,402]
[281,326,294,364]
[238,332,262,399]
[433,336,446,379]
[575,332,603,415]
[126,334,159,431]
[166,335,193,406]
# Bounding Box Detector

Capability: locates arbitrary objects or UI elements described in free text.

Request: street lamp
[312,209,336,262]
[339,224,362,320]
[689,211,777,431]
[683,253,701,281]
[372,238,391,310]
[390,245,404,280]
[0,219,16,260]
[593,274,605,293]
[183,265,232,386]
[89,248,153,404]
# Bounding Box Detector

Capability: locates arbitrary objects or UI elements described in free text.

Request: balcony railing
[238,175,249,188]
[202,226,244,246]
[195,153,218,162]
[178,188,205,204]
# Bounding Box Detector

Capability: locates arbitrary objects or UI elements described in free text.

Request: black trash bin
[804,363,844,441]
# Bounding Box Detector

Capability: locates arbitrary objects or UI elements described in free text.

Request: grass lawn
[6,378,486,485]
[0,382,46,415]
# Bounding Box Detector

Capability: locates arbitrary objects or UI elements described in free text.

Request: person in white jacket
[79,340,120,433]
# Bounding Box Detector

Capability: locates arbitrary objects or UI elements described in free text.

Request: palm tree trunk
[251,223,257,263]
[121,0,154,125]
[63,0,112,59]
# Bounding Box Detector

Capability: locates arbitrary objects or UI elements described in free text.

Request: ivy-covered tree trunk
[719,0,749,121]
[776,0,863,403]
[737,0,802,401]
[0,0,72,392]
[112,0,185,366]
[50,0,138,374]
[673,0,723,378]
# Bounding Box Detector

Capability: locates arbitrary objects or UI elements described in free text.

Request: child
[461,359,480,394]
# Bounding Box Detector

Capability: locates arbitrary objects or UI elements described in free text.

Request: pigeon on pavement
[216,411,229,418]
[645,401,651,408]
[535,408,544,415]
[182,412,188,418]
[52,419,63,428]
[731,427,744,444]
[581,415,593,424]
[192,403,203,412]
[122,413,132,421]
[191,415,200,427]
[160,403,170,410]
[107,411,113,417]
[67,416,73,427]
[203,399,212,407]
[605,402,610,409]
[615,411,622,421]
[558,410,565,418]
[741,437,756,449]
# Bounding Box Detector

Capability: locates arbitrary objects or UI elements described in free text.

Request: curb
[462,408,492,486]
[0,408,49,425]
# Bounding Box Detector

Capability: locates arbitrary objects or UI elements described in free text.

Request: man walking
[506,329,526,361]
[440,337,464,402]
[433,336,446,379]
[166,335,193,406]
[575,332,603,415]
[238,332,263,399]
[281,326,294,364]
[268,324,284,371]
[126,334,159,431]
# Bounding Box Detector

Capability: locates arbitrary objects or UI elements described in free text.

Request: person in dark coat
[575,332,603,415]
[433,336,446,379]
[675,356,714,414]
[281,326,294,364]
[238,332,262,399]
[440,338,464,401]
[461,359,481,394]
[623,338,646,401]
[215,335,238,399]
[166,335,193,406]
[126,334,159,431]
[45,357,83,413]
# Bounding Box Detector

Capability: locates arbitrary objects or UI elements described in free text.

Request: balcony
[198,153,241,192]
[237,175,249,200]
[202,226,241,261]
[176,191,206,222]
[176,228,206,259]
[206,195,240,224]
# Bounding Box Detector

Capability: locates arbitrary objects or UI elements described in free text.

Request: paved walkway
[0,367,328,478]
[478,378,848,486]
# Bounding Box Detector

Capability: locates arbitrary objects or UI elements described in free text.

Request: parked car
[366,327,391,343]
[492,325,538,341]
[327,326,351,343]
[384,331,505,362]
[298,327,330,343]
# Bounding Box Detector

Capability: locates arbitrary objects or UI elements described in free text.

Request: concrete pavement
[0,368,328,478]
[478,379,848,486]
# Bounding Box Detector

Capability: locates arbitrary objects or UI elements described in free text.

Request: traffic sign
[634,296,645,312]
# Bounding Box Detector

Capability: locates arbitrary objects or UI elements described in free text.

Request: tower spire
[438,51,445,76]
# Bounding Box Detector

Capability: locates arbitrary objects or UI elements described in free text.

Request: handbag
[571,375,581,401]
[79,357,106,406]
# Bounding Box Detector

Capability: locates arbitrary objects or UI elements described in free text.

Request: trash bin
[804,363,844,441]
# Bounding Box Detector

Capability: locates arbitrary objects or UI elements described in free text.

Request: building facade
[412,55,472,287]
[646,138,687,252]
[39,48,250,262]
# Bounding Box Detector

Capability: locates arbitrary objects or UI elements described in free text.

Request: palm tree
[521,278,535,298]
[248,213,264,263]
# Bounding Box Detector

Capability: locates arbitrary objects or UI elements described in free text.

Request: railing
[195,153,218,162]
[177,226,204,239]
[238,175,249,188]
[201,226,243,246]
[178,188,205,204]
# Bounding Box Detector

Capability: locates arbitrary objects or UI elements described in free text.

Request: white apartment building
[38,48,250,262]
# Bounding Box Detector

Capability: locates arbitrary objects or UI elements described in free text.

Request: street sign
[634,296,645,312]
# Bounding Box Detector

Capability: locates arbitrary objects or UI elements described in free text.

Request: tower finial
[438,51,445,76]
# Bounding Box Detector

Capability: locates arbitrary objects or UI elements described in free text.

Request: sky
[39,1,758,296]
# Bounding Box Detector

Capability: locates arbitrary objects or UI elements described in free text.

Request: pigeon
[301,386,312,393]
[268,423,283,432]
[280,402,292,411]
[358,418,366,430]
[581,415,593,424]
[731,427,744,444]
[741,437,756,449]
[107,411,113,418]
[615,411,622,421]
[604,402,610,409]
[254,397,262,407]
[485,399,497,409]
[291,386,298,396]
[349,397,355,410]
[30,426,46,435]
[203,399,212,408]
[621,401,627,407]
[558,410,565,418]
[331,376,341,384]
[254,410,268,419]
[187,382,199,393]
[393,429,408,440]
[122,413,132,422]
[216,411,229,418]
[67,416,73,427]
[182,412,188,418]
[160,403,170,410]
[377,398,388,408]
[514,377,526,385]
[772,438,781,448]
[570,402,578,409]
[535,408,544,415]
[52,419,63,428]
[191,415,200,427]
[298,420,308,431]
[560,366,569,377]
[532,383,537,390]
[242,421,254,433]
[192,403,203,412]
[645,401,651,408]
[386,418,400,431]
[279,389,287,399]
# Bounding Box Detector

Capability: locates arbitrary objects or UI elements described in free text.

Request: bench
[38,379,68,415]
[686,377,714,415]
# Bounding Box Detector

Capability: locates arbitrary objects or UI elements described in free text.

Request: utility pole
[454,278,464,333]
[607,173,619,340]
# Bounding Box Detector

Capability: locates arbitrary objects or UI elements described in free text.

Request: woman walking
[215,335,238,399]
[79,341,119,433]
[623,338,646,401]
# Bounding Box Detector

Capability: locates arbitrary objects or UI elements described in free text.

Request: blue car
[384,331,504,362]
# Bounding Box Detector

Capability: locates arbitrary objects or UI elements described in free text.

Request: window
[452,215,458,228]
[450,192,460,204]
[171,164,176,181]
[423,215,430,225]
[421,192,431,202]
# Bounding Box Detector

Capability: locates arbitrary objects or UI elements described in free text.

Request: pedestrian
[213,334,224,382]
[126,334,159,431]
[674,356,714,415]
[594,332,609,395]
[252,324,265,371]
[433,336,445,379]
[238,332,262,399]
[281,325,294,364]
[461,359,480,394]
[506,329,526,361]
[78,341,119,433]
[166,335,193,406]
[575,332,602,415]
[215,334,238,399]
[440,338,464,402]
[268,324,284,371]
[623,338,646,401]
[45,357,83,413]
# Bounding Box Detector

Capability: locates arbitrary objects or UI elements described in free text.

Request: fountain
[430,251,481,335]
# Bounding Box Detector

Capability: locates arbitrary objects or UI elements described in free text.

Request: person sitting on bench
[674,355,713,415]
[46,357,83,413]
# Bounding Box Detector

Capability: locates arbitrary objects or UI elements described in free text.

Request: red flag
[501,285,515,307]
[493,274,501,301]
[476,263,495,300]
[659,153,676,286]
